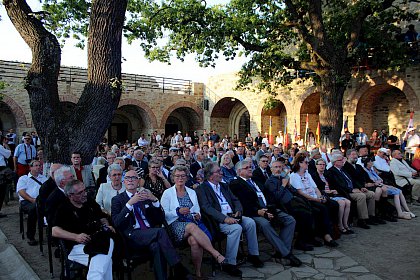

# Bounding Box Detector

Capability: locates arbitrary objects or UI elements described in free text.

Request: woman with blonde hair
[220,153,237,183]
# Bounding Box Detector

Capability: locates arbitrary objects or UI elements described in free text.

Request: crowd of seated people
[4,127,420,279]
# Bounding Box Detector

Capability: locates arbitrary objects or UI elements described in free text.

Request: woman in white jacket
[161,165,225,279]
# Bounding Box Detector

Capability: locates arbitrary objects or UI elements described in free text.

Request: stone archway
[211,97,250,140]
[0,95,28,128]
[355,85,412,134]
[161,102,203,137]
[261,101,287,135]
[300,92,320,136]
[110,104,156,143]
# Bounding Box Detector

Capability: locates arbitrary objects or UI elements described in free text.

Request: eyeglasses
[150,166,160,169]
[316,163,326,166]
[174,174,187,179]
[125,176,139,181]
[72,189,86,196]
[260,160,269,163]
[111,173,122,177]
[212,169,222,174]
[242,166,252,170]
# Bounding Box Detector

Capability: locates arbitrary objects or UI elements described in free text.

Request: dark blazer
[131,160,149,178]
[196,181,243,224]
[190,161,203,178]
[263,175,292,212]
[97,166,108,186]
[310,171,327,192]
[38,177,57,217]
[229,177,262,217]
[232,153,244,165]
[324,167,352,198]
[45,188,67,225]
[252,167,272,189]
[342,162,364,189]
[111,191,164,237]
[308,159,317,175]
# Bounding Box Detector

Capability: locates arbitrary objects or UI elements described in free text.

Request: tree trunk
[4,0,128,165]
[318,70,350,149]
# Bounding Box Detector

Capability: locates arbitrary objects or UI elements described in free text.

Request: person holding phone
[140,159,171,200]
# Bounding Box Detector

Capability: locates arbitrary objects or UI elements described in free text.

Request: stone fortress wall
[1,59,419,144]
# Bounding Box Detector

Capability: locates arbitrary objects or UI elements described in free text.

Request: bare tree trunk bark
[4,0,128,165]
[318,70,350,148]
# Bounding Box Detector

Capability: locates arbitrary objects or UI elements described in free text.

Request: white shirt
[374,156,391,172]
[262,138,269,146]
[16,173,47,201]
[96,183,126,214]
[184,136,192,144]
[208,181,232,215]
[406,134,420,154]
[137,138,149,147]
[0,145,11,167]
[124,189,160,229]
[276,136,284,146]
[289,171,318,198]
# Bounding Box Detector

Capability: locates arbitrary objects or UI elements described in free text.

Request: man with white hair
[45,166,75,224]
[326,149,342,169]
[390,150,420,203]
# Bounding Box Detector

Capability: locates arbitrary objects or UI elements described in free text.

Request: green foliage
[35,0,418,96]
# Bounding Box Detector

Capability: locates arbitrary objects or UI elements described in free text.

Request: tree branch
[233,35,266,52]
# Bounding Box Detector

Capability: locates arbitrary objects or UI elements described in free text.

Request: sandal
[398,213,411,220]
[216,254,225,264]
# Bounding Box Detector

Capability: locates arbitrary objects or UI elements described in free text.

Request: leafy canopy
[39,0,418,94]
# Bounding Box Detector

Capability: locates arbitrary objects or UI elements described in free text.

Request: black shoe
[357,220,371,229]
[27,239,38,246]
[221,263,242,277]
[284,253,302,267]
[247,255,264,268]
[373,216,386,224]
[309,239,323,247]
[173,262,190,279]
[294,241,314,251]
[324,239,339,247]
[343,228,355,234]
[0,213,7,218]
[366,218,378,225]
[384,215,398,222]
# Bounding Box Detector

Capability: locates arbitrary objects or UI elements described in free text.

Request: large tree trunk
[4,0,128,165]
[318,69,350,149]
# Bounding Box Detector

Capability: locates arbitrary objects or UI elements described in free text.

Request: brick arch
[160,101,203,128]
[118,98,158,128]
[350,76,420,113]
[1,95,29,127]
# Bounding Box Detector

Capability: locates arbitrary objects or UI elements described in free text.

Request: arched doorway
[211,98,250,140]
[261,101,287,135]
[109,105,153,144]
[0,101,17,132]
[300,92,320,136]
[355,86,411,134]
[164,107,202,137]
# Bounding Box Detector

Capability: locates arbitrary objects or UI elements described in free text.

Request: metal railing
[0,60,193,95]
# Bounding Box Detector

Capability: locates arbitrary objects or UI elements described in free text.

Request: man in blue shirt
[14,135,37,178]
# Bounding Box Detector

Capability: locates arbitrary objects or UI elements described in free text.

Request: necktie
[263,170,269,179]
[133,202,149,230]
[340,169,353,189]
[325,153,330,163]
[246,179,266,208]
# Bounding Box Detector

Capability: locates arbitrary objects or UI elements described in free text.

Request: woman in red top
[411,147,420,172]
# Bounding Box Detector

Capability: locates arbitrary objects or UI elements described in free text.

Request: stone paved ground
[1,198,419,280]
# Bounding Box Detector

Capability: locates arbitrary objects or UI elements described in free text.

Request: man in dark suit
[325,153,376,229]
[131,149,149,178]
[190,149,205,178]
[111,170,189,280]
[252,155,272,188]
[38,163,62,221]
[230,160,301,267]
[97,151,116,186]
[308,149,321,176]
[232,146,245,165]
[45,166,75,225]
[197,162,263,277]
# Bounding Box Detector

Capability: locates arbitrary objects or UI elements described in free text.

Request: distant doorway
[165,123,179,138]
[108,123,128,144]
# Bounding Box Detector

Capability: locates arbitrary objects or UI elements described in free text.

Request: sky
[0,0,246,83]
